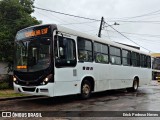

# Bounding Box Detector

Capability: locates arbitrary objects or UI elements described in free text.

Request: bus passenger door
[54,34,78,96]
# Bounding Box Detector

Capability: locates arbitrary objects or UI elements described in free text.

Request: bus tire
[81,80,91,99]
[127,79,139,92]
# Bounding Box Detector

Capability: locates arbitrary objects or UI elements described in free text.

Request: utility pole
[98,17,104,38]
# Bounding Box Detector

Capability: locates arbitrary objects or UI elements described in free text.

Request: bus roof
[17,23,150,56]
[56,24,150,56]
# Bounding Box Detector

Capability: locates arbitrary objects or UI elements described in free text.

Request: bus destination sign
[16,25,51,40]
[25,28,48,38]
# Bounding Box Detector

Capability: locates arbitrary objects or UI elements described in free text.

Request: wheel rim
[82,84,90,96]
[133,81,138,90]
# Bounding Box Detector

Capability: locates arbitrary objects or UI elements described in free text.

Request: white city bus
[13,24,152,99]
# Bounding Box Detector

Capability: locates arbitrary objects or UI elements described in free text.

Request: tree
[0,0,41,65]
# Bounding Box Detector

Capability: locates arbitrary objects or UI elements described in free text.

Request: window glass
[94,42,109,64]
[95,53,109,63]
[78,37,93,62]
[14,38,51,72]
[137,53,140,67]
[140,54,149,68]
[122,50,131,58]
[140,54,145,67]
[132,52,140,67]
[144,55,148,67]
[110,56,121,65]
[147,56,151,68]
[101,44,108,54]
[122,49,131,66]
[55,36,76,67]
[110,47,121,56]
[94,42,101,52]
[122,58,131,65]
[110,46,121,65]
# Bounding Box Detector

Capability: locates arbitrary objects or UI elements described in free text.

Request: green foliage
[0,0,41,63]
[19,0,35,14]
[0,82,9,90]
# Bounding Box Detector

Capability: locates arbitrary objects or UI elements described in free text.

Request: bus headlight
[43,74,53,84]
[13,76,17,82]
[44,77,49,82]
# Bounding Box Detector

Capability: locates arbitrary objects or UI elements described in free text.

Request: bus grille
[22,87,36,92]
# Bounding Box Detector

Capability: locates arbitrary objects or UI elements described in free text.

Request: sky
[32,0,160,53]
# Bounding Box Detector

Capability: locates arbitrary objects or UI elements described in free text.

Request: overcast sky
[32,0,160,53]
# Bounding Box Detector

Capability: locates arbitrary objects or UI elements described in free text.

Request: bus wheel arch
[80,76,95,99]
[134,76,139,86]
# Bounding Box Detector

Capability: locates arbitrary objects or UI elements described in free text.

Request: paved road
[1,83,160,120]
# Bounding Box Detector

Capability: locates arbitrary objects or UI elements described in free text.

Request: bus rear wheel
[127,79,139,92]
[81,80,91,99]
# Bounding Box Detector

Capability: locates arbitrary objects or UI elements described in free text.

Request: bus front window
[15,38,51,72]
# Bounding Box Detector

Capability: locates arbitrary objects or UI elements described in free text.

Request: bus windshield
[14,37,51,72]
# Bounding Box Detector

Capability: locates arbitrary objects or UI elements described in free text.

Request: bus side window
[132,52,140,67]
[94,42,109,64]
[55,36,77,67]
[111,57,115,64]
[78,50,88,61]
[122,49,131,66]
[147,56,151,68]
[77,37,93,62]
[109,46,121,65]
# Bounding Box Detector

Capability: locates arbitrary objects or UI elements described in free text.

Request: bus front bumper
[13,83,54,97]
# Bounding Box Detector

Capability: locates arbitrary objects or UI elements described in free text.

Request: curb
[0,95,42,101]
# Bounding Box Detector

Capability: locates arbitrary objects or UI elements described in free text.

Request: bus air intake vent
[40,89,48,92]
[22,87,36,92]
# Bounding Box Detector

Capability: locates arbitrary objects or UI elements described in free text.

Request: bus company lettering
[83,66,93,70]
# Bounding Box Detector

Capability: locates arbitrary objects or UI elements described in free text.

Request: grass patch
[0,90,28,98]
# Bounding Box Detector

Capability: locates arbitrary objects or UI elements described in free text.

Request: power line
[59,20,99,25]
[35,6,99,37]
[108,20,160,24]
[107,9,160,21]
[104,22,153,52]
[36,11,60,23]
[36,9,88,31]
[34,5,100,30]
[103,33,160,51]
[107,30,160,38]
[123,10,160,20]
[122,35,160,42]
[102,34,160,47]
[34,6,153,52]
[107,34,160,44]
[34,6,100,21]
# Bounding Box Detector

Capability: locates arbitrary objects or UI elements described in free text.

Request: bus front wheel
[81,80,91,99]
